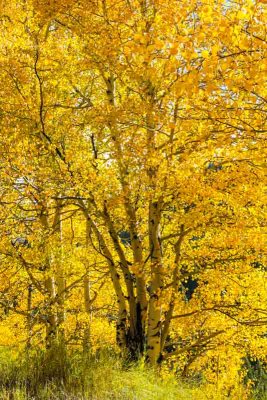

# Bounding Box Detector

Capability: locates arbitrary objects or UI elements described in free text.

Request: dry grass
[0,347,264,400]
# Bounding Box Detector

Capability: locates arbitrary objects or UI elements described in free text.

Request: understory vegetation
[0,348,196,400]
[0,347,266,400]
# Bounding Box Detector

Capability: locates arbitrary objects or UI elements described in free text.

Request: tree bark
[147,199,163,365]
[44,275,58,347]
[83,273,92,352]
[80,202,128,348]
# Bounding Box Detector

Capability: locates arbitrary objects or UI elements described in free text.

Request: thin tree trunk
[147,199,163,365]
[80,202,128,348]
[83,273,93,352]
[39,205,58,347]
[27,284,33,349]
[53,199,66,343]
[102,202,137,340]
[44,275,58,347]
[83,218,93,352]
[161,227,184,352]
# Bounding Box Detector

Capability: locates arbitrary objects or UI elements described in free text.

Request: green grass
[0,347,194,400]
[0,346,201,400]
[0,346,265,400]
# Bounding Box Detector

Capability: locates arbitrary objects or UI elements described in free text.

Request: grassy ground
[0,347,265,400]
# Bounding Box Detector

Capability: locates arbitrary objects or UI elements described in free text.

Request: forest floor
[0,348,265,400]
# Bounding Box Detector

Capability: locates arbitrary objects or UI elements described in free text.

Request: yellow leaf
[202,50,209,58]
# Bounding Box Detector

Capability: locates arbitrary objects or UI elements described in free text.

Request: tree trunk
[80,203,128,349]
[45,275,58,347]
[161,227,184,353]
[147,200,163,365]
[53,199,66,343]
[27,283,33,349]
[83,273,92,352]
